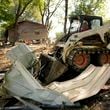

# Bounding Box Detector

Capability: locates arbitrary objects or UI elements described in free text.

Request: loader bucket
[38,54,68,84]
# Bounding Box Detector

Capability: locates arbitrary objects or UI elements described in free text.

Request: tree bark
[39,0,63,31]
[11,0,33,45]
[64,0,68,34]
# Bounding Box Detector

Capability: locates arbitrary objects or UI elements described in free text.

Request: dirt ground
[0,43,53,72]
[0,48,12,72]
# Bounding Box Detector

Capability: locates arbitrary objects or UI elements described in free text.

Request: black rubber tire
[67,50,90,71]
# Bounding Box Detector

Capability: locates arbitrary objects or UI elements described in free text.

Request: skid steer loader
[38,15,110,83]
[54,15,110,68]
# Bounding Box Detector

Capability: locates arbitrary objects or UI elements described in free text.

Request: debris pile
[0,43,110,110]
[0,49,11,72]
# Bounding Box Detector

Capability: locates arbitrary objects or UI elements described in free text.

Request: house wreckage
[0,44,110,110]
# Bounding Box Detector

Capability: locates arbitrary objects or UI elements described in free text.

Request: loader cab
[59,15,103,42]
[69,15,103,33]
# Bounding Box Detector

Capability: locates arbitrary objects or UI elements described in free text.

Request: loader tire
[96,53,110,66]
[67,50,90,71]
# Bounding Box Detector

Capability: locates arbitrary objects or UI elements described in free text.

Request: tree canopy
[0,0,14,23]
[0,0,108,35]
[38,0,63,30]
[71,0,105,16]
[0,0,42,29]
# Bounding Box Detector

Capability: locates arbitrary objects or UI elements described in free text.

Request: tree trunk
[64,0,68,34]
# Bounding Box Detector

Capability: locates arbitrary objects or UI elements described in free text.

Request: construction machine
[38,15,110,83]
[55,15,110,69]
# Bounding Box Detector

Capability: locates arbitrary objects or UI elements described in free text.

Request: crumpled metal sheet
[3,60,110,105]
[6,44,67,84]
[6,43,37,69]
[47,64,110,102]
[4,44,110,106]
[3,60,72,105]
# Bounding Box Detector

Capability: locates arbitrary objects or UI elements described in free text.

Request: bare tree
[39,0,63,31]
[13,0,33,26]
[64,0,68,34]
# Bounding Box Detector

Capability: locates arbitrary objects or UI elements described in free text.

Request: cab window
[91,19,101,29]
[70,20,81,32]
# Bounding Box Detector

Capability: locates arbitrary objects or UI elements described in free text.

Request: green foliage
[0,0,15,33]
[56,32,64,38]
[0,0,14,22]
[0,0,43,29]
[38,0,63,30]
[71,0,105,16]
[22,0,42,21]
[55,32,64,41]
